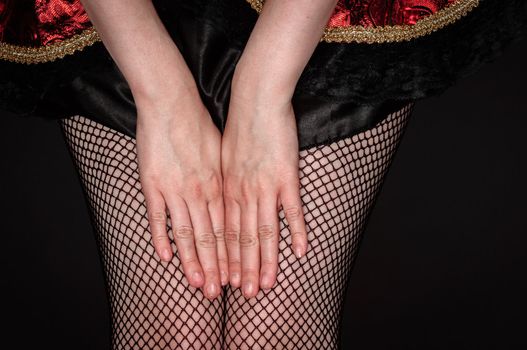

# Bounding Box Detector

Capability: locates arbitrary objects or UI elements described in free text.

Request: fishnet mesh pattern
[60,118,225,350]
[59,101,414,350]
[224,102,415,350]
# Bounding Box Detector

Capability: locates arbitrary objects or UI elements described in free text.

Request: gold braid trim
[245,0,480,44]
[0,27,100,64]
[0,0,480,64]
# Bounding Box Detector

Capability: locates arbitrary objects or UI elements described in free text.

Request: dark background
[1,37,526,349]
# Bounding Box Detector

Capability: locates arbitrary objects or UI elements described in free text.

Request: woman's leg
[59,116,225,350]
[224,102,415,350]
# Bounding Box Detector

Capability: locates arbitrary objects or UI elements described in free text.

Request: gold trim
[0,27,100,64]
[0,0,480,63]
[245,0,480,44]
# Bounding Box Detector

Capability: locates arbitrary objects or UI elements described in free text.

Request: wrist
[134,82,207,125]
[114,39,198,106]
[131,65,198,104]
[231,62,296,107]
[132,77,199,107]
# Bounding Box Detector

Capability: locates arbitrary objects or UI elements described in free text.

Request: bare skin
[80,0,338,299]
[225,0,339,297]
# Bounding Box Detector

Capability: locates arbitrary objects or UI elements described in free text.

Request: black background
[1,37,526,349]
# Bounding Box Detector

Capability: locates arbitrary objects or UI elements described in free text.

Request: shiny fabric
[28,4,410,151]
[1,0,525,111]
[0,0,460,47]
[2,0,525,151]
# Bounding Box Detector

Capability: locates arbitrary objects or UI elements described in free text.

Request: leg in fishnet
[60,117,225,350]
[224,102,415,350]
[59,101,414,350]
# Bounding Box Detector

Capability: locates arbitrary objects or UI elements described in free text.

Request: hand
[221,89,309,298]
[135,89,229,300]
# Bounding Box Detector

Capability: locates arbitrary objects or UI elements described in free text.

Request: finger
[143,186,173,263]
[208,196,229,286]
[280,176,308,259]
[257,194,280,290]
[240,198,260,298]
[224,197,242,288]
[186,199,221,300]
[165,193,204,289]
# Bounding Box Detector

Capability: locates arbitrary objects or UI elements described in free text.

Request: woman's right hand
[79,0,229,300]
[135,88,228,300]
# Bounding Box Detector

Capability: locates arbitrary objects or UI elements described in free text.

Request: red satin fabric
[0,0,459,47]
[328,0,457,27]
[0,0,90,46]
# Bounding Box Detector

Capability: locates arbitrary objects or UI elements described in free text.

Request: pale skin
[80,0,339,299]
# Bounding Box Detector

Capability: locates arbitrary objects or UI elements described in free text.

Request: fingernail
[220,270,229,286]
[231,272,240,285]
[207,283,217,299]
[243,282,254,297]
[193,271,204,284]
[295,246,304,258]
[260,273,271,289]
[162,248,172,261]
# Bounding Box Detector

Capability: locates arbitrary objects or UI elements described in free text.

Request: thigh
[60,115,225,350]
[224,102,415,350]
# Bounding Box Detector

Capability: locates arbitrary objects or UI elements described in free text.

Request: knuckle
[187,180,205,199]
[207,173,223,198]
[149,210,167,225]
[241,267,260,276]
[213,227,226,242]
[240,182,253,203]
[218,257,229,266]
[229,259,241,266]
[174,225,194,240]
[222,179,238,198]
[225,228,240,243]
[182,257,199,266]
[151,234,167,243]
[291,230,306,240]
[284,205,302,222]
[258,224,275,241]
[260,256,276,267]
[283,171,300,184]
[255,179,272,194]
[196,232,217,248]
[239,233,259,248]
[187,172,224,201]
[202,267,219,277]
[140,173,160,187]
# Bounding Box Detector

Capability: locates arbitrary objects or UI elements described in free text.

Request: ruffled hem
[295,0,527,103]
[155,0,527,103]
[0,42,114,118]
[1,0,526,118]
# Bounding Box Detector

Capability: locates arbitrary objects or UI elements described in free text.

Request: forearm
[80,0,197,103]
[233,0,339,102]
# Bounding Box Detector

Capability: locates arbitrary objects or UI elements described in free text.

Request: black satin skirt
[1,2,412,151]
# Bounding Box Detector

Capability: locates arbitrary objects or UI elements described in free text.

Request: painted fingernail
[295,246,304,258]
[193,271,204,284]
[207,283,217,299]
[243,282,254,297]
[162,248,172,261]
[220,270,229,286]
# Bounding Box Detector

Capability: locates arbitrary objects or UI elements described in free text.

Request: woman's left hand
[221,87,309,298]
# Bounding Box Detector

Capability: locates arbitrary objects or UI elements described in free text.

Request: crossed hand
[135,81,309,300]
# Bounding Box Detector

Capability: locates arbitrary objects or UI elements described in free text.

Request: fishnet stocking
[224,102,414,350]
[59,101,414,350]
[60,118,225,350]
